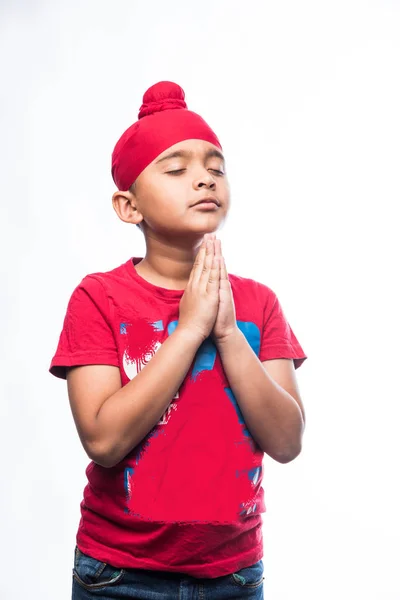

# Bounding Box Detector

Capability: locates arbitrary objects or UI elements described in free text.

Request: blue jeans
[72,546,264,599]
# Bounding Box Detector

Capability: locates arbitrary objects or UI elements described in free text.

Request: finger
[206,254,220,294]
[215,240,228,284]
[189,237,207,285]
[214,238,222,259]
[199,237,215,290]
[220,255,229,281]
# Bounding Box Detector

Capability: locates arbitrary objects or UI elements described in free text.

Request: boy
[50,81,307,600]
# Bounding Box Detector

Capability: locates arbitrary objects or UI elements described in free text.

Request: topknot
[138,81,188,119]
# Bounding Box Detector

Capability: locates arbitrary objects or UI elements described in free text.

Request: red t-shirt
[50,258,307,578]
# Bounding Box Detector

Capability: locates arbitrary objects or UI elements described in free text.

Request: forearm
[216,329,304,462]
[96,326,202,467]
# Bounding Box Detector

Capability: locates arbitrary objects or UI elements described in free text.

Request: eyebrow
[155,148,225,165]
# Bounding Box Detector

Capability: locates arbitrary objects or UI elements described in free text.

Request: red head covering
[111,81,222,191]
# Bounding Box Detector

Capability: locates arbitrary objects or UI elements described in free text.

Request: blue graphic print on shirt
[123,318,262,514]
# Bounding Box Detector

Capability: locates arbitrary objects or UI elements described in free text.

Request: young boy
[50,81,307,600]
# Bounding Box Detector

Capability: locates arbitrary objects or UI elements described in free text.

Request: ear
[112,190,144,226]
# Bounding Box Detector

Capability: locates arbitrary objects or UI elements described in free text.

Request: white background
[1,1,399,598]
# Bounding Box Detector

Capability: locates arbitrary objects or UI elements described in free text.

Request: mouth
[192,196,220,207]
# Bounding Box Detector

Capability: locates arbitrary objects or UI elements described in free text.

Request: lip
[192,197,220,207]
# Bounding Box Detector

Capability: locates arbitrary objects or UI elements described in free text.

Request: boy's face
[131,139,230,237]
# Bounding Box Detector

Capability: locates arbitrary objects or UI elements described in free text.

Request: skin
[112,138,231,290]
[67,139,305,468]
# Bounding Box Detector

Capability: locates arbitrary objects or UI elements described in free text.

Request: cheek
[157,183,185,209]
[140,180,187,221]
[220,181,231,207]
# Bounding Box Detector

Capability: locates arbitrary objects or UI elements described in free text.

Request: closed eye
[166,169,224,176]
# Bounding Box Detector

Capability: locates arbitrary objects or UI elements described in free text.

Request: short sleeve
[49,275,119,380]
[258,284,307,369]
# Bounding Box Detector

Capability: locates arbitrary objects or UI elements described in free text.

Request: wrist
[214,326,242,348]
[174,324,207,348]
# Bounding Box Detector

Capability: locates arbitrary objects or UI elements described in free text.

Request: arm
[216,330,305,463]
[211,235,305,463]
[67,235,220,468]
[67,326,203,468]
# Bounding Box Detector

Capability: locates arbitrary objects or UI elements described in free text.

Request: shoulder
[61,260,133,320]
[228,271,278,306]
[72,259,133,297]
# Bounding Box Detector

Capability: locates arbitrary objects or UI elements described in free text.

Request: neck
[135,231,203,290]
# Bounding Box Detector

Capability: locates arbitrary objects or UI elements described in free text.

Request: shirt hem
[75,538,264,579]
[49,353,120,379]
[259,343,307,369]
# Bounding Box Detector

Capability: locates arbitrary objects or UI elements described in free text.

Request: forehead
[154,139,225,164]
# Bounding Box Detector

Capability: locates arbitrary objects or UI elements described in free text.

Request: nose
[193,171,217,191]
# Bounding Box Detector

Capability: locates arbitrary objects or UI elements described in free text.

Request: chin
[151,213,227,238]
[190,214,227,233]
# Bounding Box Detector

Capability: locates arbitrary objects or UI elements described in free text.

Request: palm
[212,239,237,340]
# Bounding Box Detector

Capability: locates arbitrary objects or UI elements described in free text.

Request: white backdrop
[1,1,399,598]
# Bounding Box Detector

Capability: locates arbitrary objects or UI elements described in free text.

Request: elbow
[86,439,121,469]
[267,442,302,464]
[91,455,118,469]
[276,443,302,464]
[90,452,120,469]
